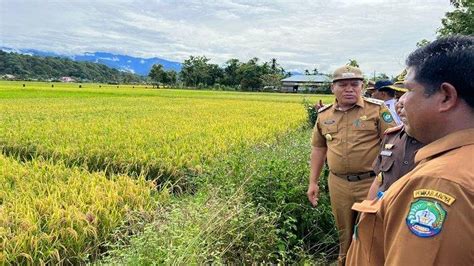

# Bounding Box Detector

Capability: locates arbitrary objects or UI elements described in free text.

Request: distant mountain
[0,47,182,76]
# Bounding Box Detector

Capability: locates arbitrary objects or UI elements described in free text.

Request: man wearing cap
[367,92,425,200]
[307,65,396,264]
[347,35,474,265]
[363,80,375,97]
[372,80,402,125]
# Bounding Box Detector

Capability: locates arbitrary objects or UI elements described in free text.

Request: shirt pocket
[379,156,394,172]
[352,199,382,261]
[320,124,338,134]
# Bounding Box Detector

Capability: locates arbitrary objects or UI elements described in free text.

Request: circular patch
[406,199,447,238]
[382,112,393,123]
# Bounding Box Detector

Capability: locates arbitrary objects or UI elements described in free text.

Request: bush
[197,128,338,263]
[303,98,319,127]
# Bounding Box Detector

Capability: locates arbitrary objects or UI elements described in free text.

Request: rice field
[0,154,157,264]
[0,81,334,264]
[0,82,331,184]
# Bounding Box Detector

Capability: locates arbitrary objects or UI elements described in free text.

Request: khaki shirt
[347,128,474,265]
[372,125,425,191]
[312,97,396,174]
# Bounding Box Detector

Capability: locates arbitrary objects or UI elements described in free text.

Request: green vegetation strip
[102,128,338,264]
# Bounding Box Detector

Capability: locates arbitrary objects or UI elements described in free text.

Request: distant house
[280,74,331,93]
[1,74,16,80]
[60,76,76,83]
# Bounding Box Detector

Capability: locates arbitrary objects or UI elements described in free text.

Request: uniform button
[403,161,409,165]
[411,140,417,144]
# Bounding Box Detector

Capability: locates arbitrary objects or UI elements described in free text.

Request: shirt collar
[415,128,474,163]
[385,98,396,105]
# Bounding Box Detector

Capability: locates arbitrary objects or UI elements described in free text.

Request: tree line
[149,56,296,91]
[0,50,142,84]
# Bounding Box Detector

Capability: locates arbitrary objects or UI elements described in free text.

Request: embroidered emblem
[406,199,447,238]
[382,111,393,123]
[323,119,335,125]
[384,144,394,149]
[360,115,368,120]
[380,150,392,156]
[414,189,456,206]
[325,133,333,141]
[353,119,361,128]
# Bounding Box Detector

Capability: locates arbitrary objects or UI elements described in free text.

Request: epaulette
[363,97,384,105]
[318,104,333,113]
[384,124,403,135]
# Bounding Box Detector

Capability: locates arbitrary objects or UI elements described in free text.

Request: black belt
[332,171,376,182]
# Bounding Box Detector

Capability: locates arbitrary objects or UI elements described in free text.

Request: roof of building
[281,74,331,83]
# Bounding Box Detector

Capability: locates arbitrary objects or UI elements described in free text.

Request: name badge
[380,150,392,156]
[384,144,394,149]
[324,119,335,125]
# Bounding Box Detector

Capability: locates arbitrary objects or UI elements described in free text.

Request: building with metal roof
[280,74,331,93]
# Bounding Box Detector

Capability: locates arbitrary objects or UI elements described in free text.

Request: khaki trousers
[328,172,374,265]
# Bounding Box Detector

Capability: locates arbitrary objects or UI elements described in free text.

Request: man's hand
[307,182,320,207]
[315,99,324,110]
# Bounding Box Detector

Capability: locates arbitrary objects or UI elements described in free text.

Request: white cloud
[0,0,452,76]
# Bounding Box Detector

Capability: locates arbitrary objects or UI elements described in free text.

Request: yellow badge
[325,133,333,141]
[376,172,383,183]
[384,144,394,149]
[414,189,456,206]
[360,115,368,121]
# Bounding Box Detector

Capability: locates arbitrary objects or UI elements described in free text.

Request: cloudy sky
[0,0,451,76]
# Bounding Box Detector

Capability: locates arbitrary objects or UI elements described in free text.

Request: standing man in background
[307,65,396,265]
[367,90,425,200]
[372,80,404,125]
[347,35,474,265]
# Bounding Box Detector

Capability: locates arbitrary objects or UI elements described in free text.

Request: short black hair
[406,35,474,108]
[379,87,396,97]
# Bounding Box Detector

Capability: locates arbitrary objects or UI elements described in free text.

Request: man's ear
[438,82,458,112]
[331,84,335,93]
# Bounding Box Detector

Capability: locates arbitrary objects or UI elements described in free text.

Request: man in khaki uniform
[347,35,474,265]
[307,65,396,264]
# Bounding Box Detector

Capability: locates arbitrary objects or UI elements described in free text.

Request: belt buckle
[347,175,361,182]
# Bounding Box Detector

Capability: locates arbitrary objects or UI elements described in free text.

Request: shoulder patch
[363,97,384,105]
[381,110,394,123]
[384,125,403,135]
[318,104,333,113]
[406,199,447,238]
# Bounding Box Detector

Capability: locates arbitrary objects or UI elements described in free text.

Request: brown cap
[332,65,364,82]
[389,69,408,92]
[386,84,408,92]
